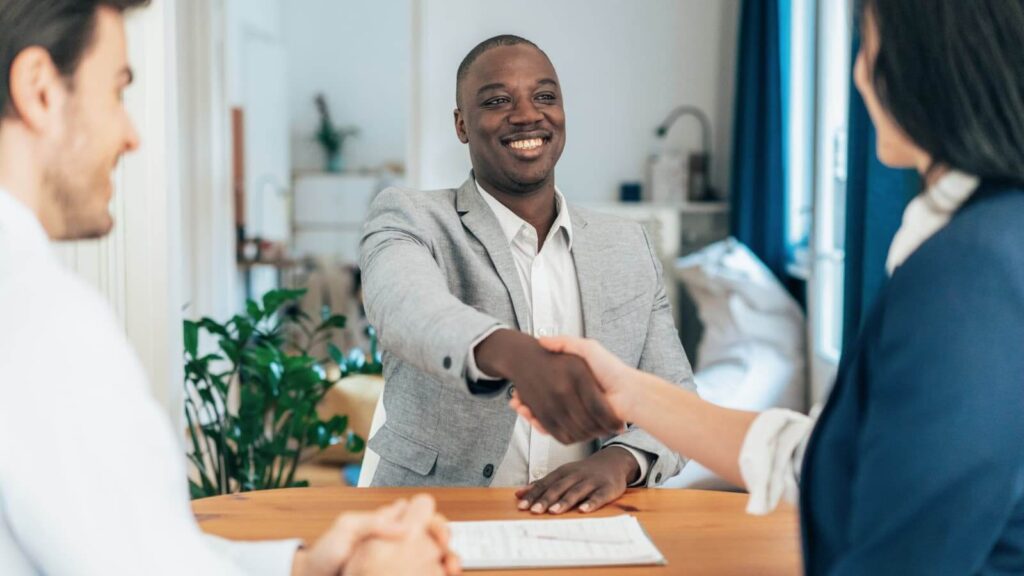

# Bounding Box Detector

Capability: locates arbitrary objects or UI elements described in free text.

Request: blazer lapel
[456,177,532,332]
[568,207,605,339]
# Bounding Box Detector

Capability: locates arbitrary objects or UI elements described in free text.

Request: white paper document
[449,514,667,570]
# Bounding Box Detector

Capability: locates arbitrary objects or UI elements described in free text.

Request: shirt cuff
[466,325,504,381]
[606,444,652,487]
[202,534,303,576]
[738,408,815,515]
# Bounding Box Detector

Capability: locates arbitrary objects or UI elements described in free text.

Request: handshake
[474,328,637,445]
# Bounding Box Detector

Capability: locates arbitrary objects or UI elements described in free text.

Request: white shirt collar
[474,180,574,249]
[0,187,50,258]
[886,170,980,274]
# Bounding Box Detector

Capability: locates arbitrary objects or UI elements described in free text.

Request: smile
[501,133,552,159]
[508,138,544,151]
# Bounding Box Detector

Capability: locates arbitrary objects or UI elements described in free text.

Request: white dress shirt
[466,182,650,487]
[0,189,300,575]
[738,170,980,515]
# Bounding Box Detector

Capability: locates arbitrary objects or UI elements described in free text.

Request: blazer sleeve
[603,227,698,486]
[830,239,1024,575]
[360,188,504,393]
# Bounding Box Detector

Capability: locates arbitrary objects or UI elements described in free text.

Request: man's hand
[475,329,624,444]
[343,533,449,576]
[293,495,460,576]
[513,448,640,515]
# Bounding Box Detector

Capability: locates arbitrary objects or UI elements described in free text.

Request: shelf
[579,200,729,215]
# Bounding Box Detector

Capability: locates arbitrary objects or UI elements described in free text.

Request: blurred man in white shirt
[0,1,457,574]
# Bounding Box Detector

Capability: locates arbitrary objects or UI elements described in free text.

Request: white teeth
[509,138,544,151]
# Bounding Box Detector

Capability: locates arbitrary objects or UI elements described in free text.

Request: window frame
[807,0,855,402]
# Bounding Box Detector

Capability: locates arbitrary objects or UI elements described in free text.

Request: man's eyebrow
[476,82,507,95]
[119,66,134,85]
[476,78,559,96]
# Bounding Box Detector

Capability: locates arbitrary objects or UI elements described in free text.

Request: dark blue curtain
[730,0,787,282]
[841,34,919,352]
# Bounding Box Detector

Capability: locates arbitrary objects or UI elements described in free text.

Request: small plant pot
[326,150,343,173]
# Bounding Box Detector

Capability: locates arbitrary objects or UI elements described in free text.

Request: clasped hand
[474,329,624,444]
[476,330,644,514]
[295,494,460,576]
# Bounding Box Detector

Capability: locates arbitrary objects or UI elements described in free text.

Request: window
[811,0,853,366]
[782,0,854,399]
[782,0,816,276]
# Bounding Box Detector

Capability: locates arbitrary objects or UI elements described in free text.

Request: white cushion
[664,238,807,490]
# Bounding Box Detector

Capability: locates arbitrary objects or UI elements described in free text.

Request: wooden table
[194,487,802,575]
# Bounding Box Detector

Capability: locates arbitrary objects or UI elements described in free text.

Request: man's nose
[508,98,543,125]
[124,118,141,153]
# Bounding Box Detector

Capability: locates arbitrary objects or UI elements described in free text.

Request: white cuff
[466,326,505,381]
[606,444,652,487]
[738,408,816,515]
[203,534,303,576]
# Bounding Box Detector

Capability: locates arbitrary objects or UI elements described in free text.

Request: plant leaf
[189,479,209,499]
[346,431,366,453]
[316,314,347,332]
[310,422,331,449]
[183,320,199,358]
[246,300,263,321]
[226,315,250,341]
[268,360,284,389]
[327,415,348,433]
[219,339,240,363]
[327,343,345,366]
[199,317,230,339]
[262,288,307,317]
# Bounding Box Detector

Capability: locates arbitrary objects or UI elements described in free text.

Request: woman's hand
[509,336,640,431]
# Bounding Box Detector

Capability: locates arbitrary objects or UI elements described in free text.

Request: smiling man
[360,35,696,514]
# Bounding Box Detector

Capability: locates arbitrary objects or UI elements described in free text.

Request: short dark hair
[455,34,546,109]
[0,0,149,118]
[860,0,1024,184]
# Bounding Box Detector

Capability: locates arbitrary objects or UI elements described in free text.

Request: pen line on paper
[517,528,633,546]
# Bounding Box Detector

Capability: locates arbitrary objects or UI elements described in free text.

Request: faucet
[655,106,713,201]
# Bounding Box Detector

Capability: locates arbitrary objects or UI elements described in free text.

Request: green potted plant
[183,288,372,498]
[314,93,358,173]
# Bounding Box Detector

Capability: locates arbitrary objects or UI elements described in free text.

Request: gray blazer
[359,176,696,487]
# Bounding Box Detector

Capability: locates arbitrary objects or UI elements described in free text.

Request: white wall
[413,0,740,203]
[284,1,411,173]
[225,0,290,300]
[225,0,284,105]
[53,2,184,423]
[178,0,237,323]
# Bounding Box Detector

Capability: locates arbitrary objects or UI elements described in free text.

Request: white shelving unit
[291,172,397,265]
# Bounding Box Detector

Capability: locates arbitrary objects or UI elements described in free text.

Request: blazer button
[443,356,452,369]
[483,464,494,478]
[506,385,516,399]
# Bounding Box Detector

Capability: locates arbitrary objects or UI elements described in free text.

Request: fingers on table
[516,471,597,515]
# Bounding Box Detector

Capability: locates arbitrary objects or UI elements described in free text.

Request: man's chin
[507,171,554,192]
[59,214,115,241]
[499,163,555,190]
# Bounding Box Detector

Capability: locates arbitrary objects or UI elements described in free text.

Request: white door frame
[177,0,237,323]
[121,1,184,426]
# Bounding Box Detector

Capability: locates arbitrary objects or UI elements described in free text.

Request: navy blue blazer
[801,182,1024,575]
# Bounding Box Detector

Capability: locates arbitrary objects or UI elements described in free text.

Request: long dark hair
[861,0,1024,185]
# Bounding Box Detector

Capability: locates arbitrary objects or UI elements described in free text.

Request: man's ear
[8,46,65,133]
[454,108,469,144]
